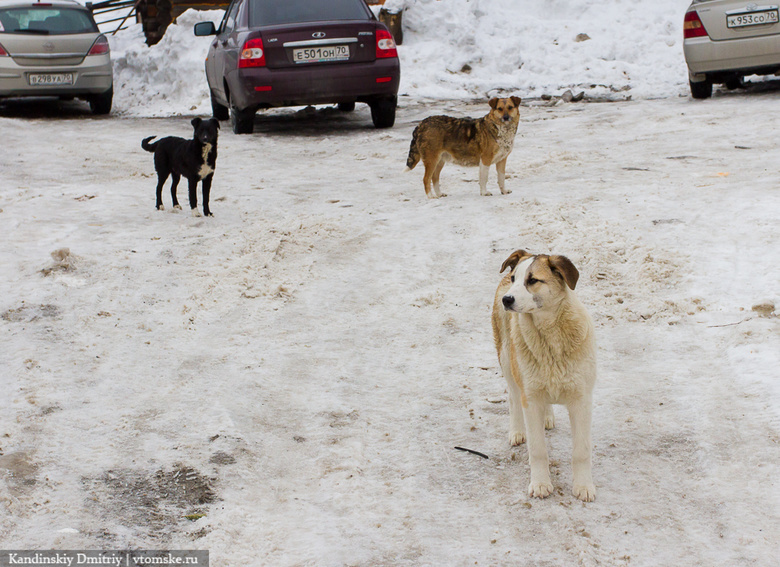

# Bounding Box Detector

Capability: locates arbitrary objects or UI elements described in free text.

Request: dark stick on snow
[454,446,489,459]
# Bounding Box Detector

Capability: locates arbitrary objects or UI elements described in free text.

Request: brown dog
[405,96,521,198]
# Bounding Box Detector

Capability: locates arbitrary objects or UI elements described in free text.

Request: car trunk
[694,0,780,41]
[258,22,378,69]
[4,33,97,66]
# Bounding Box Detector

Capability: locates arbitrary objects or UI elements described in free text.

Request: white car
[683,0,780,98]
[0,0,113,113]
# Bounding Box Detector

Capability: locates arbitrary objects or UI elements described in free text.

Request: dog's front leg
[201,174,214,217]
[479,160,491,196]
[496,158,511,195]
[500,349,525,445]
[568,397,595,502]
[187,178,201,217]
[524,398,553,498]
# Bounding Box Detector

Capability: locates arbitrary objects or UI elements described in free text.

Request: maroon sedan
[194,0,400,134]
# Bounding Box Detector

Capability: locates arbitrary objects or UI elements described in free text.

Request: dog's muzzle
[502,295,515,309]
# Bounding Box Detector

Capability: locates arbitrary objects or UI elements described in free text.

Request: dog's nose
[502,295,514,308]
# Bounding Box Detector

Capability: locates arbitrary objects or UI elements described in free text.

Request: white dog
[491,250,597,501]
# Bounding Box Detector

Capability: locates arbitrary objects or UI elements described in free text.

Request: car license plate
[293,45,349,64]
[29,73,74,86]
[727,9,779,28]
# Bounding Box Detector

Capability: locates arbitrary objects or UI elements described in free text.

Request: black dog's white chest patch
[198,143,215,179]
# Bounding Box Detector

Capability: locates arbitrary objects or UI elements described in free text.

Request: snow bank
[105,0,690,116]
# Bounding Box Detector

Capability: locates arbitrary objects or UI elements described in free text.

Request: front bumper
[684,33,780,75]
[0,54,113,97]
[227,58,400,110]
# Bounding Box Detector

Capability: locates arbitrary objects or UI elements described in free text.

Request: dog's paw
[481,191,493,197]
[528,481,554,499]
[173,204,182,211]
[157,204,165,211]
[501,189,512,195]
[508,431,526,446]
[573,484,596,502]
[191,209,202,218]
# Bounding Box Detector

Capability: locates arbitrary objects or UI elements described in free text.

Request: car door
[208,0,243,105]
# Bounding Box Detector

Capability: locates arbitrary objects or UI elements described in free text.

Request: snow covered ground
[2,0,779,565]
[1,93,778,565]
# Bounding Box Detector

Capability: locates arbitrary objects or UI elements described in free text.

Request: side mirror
[194,22,217,37]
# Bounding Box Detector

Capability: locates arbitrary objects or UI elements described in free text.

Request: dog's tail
[141,136,158,152]
[405,125,421,171]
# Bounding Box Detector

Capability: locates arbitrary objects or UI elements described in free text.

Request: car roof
[0,0,89,9]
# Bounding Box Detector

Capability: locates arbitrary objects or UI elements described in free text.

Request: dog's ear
[488,97,499,109]
[500,249,532,273]
[548,255,579,290]
[191,117,202,129]
[510,96,522,108]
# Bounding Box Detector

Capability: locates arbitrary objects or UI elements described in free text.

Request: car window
[248,0,370,27]
[220,0,242,34]
[0,7,97,35]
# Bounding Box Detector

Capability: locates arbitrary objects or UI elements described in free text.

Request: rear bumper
[0,55,112,97]
[684,33,780,75]
[227,58,400,110]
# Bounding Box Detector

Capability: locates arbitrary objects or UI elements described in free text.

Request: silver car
[684,0,780,98]
[0,0,113,113]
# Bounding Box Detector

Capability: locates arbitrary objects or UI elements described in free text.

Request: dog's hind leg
[432,159,446,198]
[496,157,512,195]
[201,174,214,217]
[422,159,437,199]
[187,178,201,217]
[170,173,182,210]
[155,173,169,211]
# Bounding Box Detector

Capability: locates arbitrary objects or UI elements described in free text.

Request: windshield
[0,7,98,35]
[248,0,370,27]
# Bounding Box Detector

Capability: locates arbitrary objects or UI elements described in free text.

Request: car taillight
[88,36,110,56]
[0,43,8,57]
[684,11,708,39]
[239,38,266,68]
[376,29,397,59]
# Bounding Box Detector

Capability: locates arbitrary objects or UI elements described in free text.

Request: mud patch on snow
[2,304,61,323]
[82,464,216,543]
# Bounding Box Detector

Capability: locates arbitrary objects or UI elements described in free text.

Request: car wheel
[338,102,355,112]
[370,97,396,128]
[689,78,712,100]
[229,93,254,134]
[89,86,113,115]
[212,93,229,121]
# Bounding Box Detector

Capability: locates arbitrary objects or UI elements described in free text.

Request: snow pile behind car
[106,0,689,117]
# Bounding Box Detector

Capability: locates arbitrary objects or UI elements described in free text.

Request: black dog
[142,117,219,217]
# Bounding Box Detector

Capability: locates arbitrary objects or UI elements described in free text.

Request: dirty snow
[2,0,780,566]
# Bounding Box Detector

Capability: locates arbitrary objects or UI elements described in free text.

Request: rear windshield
[249,0,370,27]
[0,7,98,35]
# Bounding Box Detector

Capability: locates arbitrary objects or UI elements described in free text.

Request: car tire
[689,78,712,100]
[338,102,356,112]
[229,93,254,134]
[212,94,229,121]
[89,86,113,115]
[370,97,396,128]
